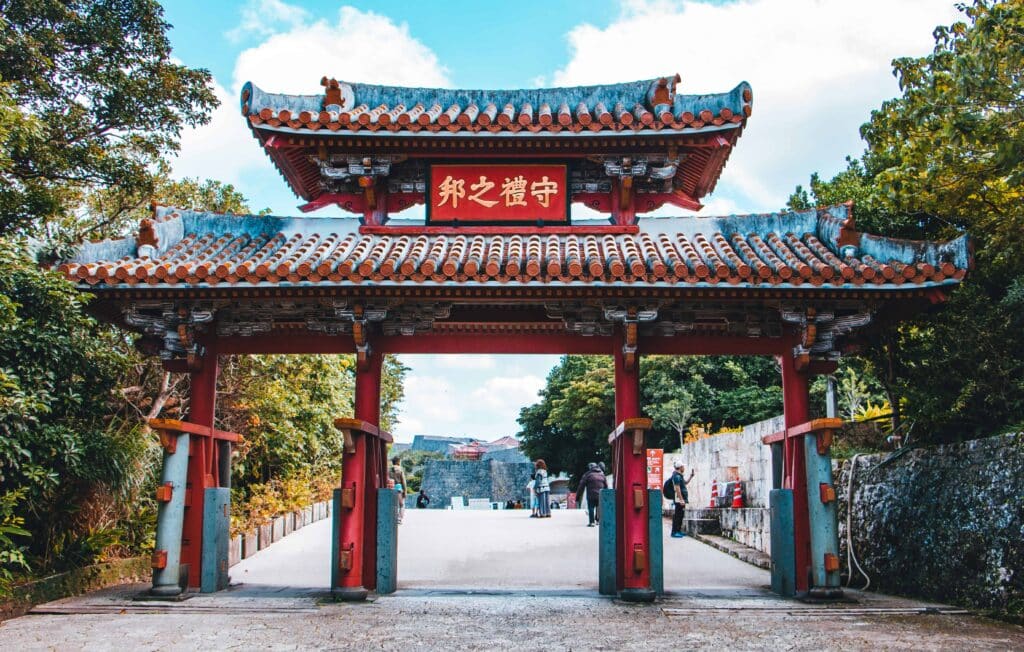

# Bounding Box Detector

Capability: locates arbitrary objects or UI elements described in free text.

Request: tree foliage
[0,0,218,236]
[789,1,1024,441]
[517,355,782,478]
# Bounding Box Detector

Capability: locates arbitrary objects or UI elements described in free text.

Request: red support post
[612,331,653,601]
[181,339,219,590]
[335,350,383,599]
[781,353,812,593]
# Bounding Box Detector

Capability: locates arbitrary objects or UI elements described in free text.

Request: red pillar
[336,350,382,596]
[182,339,219,589]
[613,332,651,596]
[781,354,811,593]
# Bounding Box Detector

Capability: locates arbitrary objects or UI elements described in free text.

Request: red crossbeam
[149,418,243,442]
[334,418,394,443]
[761,418,844,445]
[607,417,654,444]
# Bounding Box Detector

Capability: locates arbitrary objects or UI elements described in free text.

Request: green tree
[518,355,784,477]
[0,241,144,575]
[788,2,1024,441]
[0,0,218,237]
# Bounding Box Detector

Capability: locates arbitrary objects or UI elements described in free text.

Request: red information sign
[428,164,568,224]
[646,448,664,491]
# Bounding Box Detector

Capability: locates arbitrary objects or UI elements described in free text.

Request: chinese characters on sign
[429,164,568,223]
[647,448,664,491]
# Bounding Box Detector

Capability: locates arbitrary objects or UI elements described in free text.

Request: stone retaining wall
[667,415,781,510]
[419,460,533,508]
[1,556,150,622]
[235,499,331,563]
[836,433,1023,618]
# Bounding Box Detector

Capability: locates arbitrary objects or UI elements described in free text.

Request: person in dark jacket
[416,489,430,509]
[670,460,694,538]
[575,462,607,527]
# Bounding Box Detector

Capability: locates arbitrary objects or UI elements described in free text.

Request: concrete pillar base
[618,588,656,603]
[331,587,369,602]
[146,585,184,598]
[799,587,851,603]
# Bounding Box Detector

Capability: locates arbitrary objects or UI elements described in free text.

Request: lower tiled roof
[60,205,969,291]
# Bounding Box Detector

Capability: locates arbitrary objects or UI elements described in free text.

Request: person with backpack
[665,460,695,538]
[575,462,607,527]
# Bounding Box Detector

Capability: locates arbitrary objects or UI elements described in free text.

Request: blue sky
[162,0,962,442]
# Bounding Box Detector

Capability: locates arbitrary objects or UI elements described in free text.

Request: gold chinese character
[530,176,559,208]
[500,175,528,207]
[468,175,498,207]
[437,175,465,208]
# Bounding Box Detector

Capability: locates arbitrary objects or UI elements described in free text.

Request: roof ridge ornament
[321,77,354,111]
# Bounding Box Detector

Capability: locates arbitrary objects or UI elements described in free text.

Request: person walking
[533,459,551,518]
[575,462,607,527]
[389,456,408,524]
[670,460,694,538]
[416,489,430,509]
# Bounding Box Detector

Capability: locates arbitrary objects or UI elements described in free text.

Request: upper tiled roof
[60,205,969,292]
[241,74,752,136]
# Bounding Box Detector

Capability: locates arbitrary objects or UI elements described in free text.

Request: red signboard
[428,164,568,224]
[646,448,664,491]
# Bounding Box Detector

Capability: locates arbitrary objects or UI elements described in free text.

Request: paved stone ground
[231,509,768,589]
[2,510,1022,650]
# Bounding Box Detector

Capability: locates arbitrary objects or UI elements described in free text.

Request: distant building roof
[485,436,520,450]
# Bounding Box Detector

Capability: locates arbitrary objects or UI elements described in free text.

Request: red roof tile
[60,205,970,292]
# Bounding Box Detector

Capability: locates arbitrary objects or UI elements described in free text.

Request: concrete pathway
[3,510,1022,649]
[231,508,768,591]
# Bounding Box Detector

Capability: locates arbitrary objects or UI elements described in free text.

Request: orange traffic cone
[731,481,744,508]
[709,479,718,508]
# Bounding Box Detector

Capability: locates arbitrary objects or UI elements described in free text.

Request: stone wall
[667,415,781,509]
[684,507,771,553]
[836,433,1024,618]
[420,460,533,508]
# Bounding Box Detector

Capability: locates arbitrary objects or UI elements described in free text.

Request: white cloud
[435,355,497,370]
[470,375,546,412]
[401,375,461,423]
[171,78,261,188]
[232,6,450,93]
[551,0,961,211]
[171,5,451,208]
[226,0,310,43]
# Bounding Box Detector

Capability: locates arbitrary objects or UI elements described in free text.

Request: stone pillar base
[618,587,656,603]
[332,586,369,602]
[798,586,853,603]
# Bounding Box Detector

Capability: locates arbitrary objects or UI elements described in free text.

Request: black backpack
[662,477,675,500]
